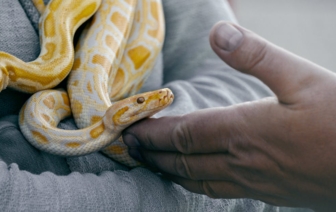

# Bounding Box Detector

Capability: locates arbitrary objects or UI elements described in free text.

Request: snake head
[104,88,174,129]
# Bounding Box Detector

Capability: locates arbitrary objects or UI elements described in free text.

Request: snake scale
[1,0,173,167]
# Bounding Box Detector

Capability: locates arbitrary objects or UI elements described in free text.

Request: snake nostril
[137,97,145,104]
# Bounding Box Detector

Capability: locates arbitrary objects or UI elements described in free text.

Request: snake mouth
[142,88,174,111]
[114,88,174,125]
[130,89,174,117]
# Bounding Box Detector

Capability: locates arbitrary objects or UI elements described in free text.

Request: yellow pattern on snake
[0,0,100,93]
[19,0,170,167]
[32,0,46,14]
[19,88,173,160]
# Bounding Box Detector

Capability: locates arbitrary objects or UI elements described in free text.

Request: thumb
[209,21,330,104]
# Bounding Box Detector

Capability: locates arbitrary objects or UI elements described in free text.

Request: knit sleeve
[0,159,281,212]
[0,114,276,211]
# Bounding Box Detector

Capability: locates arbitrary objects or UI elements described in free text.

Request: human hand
[123,21,336,211]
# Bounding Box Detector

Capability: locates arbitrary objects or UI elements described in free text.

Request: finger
[123,106,246,154]
[167,174,297,207]
[140,149,236,181]
[124,98,282,155]
[166,173,296,207]
[209,21,333,104]
[166,175,247,199]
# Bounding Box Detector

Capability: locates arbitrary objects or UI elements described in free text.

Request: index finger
[123,106,243,154]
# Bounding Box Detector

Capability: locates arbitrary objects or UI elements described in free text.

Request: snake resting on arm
[67,0,166,166]
[1,0,172,167]
[19,88,173,158]
[0,0,100,93]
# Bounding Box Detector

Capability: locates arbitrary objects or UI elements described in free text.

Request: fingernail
[128,148,144,162]
[215,23,243,52]
[123,134,140,147]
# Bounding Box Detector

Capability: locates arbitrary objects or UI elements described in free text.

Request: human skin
[123,21,336,211]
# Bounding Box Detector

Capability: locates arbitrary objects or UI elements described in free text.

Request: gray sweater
[0,0,308,211]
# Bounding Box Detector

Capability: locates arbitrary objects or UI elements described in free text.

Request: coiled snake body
[0,0,100,92]
[2,0,172,167]
[19,88,173,157]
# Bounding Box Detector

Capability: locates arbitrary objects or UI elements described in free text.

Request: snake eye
[137,97,145,104]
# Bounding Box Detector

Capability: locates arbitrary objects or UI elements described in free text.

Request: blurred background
[229,0,336,71]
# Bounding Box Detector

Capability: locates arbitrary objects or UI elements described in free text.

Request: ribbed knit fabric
[0,0,312,211]
[17,0,40,32]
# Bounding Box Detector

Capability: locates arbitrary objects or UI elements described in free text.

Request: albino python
[19,88,173,158]
[2,0,172,167]
[0,0,100,92]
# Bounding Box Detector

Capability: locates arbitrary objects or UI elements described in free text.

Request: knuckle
[174,154,196,180]
[170,116,193,154]
[145,130,158,149]
[199,181,219,198]
[236,35,269,73]
[246,40,268,72]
